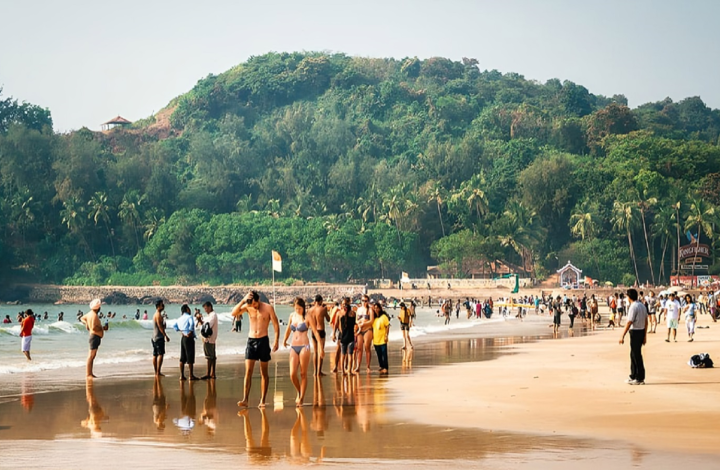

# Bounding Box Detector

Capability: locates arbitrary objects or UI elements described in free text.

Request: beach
[1,302,719,469]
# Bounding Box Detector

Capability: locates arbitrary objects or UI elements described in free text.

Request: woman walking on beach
[372,302,390,374]
[398,302,413,351]
[683,294,697,342]
[283,297,320,406]
[338,301,357,375]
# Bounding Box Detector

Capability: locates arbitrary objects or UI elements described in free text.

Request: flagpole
[272,264,276,308]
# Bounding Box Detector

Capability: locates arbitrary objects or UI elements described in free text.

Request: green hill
[1,52,720,286]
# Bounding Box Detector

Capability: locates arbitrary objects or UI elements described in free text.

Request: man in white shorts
[665,293,681,342]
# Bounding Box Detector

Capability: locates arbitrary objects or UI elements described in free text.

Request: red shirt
[20,315,35,337]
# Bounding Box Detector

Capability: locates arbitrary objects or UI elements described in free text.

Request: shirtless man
[308,294,331,376]
[232,291,280,408]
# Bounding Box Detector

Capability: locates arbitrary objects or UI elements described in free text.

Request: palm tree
[88,191,115,256]
[61,198,94,259]
[450,173,488,232]
[684,197,717,286]
[427,182,447,237]
[118,191,144,250]
[382,187,403,245]
[143,208,165,241]
[636,193,657,285]
[570,202,601,279]
[652,205,676,285]
[504,201,543,272]
[612,201,640,285]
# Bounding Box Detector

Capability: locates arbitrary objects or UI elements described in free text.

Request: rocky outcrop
[10,284,366,306]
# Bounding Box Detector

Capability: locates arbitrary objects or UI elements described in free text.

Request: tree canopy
[1,53,720,286]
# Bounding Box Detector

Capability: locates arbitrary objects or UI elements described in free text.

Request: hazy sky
[1,0,718,132]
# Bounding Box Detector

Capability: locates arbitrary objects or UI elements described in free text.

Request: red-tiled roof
[102,116,132,125]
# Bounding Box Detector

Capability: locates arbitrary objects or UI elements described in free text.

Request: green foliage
[1,53,720,285]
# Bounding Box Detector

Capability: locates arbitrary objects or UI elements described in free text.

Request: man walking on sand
[665,293,681,342]
[308,295,330,376]
[200,301,218,379]
[80,299,104,379]
[20,309,35,361]
[619,289,648,385]
[232,291,280,408]
[152,299,170,376]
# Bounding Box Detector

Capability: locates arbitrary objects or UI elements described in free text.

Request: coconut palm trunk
[640,209,655,285]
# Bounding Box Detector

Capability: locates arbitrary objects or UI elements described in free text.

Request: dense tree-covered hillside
[2,52,720,286]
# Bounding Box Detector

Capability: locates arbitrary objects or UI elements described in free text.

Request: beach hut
[557,261,582,288]
[101,115,132,131]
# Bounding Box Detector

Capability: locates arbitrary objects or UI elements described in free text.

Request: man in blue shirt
[174,304,199,380]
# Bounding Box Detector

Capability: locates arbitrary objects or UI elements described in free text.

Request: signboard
[679,244,710,260]
[698,275,712,286]
[680,265,708,270]
[671,276,696,286]
[672,275,720,286]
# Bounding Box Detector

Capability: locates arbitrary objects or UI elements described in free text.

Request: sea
[0,303,497,376]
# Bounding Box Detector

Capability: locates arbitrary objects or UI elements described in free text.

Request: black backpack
[200,322,213,338]
[688,353,714,368]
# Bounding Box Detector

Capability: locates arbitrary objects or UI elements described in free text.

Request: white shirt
[666,300,681,320]
[204,311,218,344]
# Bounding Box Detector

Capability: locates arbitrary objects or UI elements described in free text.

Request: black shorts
[152,338,166,357]
[203,342,216,360]
[89,334,102,350]
[246,336,271,362]
[553,314,562,326]
[180,335,195,364]
[400,322,409,331]
[317,330,326,339]
[341,342,355,355]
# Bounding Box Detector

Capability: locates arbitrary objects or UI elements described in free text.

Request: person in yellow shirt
[371,302,390,374]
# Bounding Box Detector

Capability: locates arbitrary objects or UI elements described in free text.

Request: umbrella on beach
[668,286,683,293]
[604,281,614,286]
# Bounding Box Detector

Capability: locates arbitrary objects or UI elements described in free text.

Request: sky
[1,0,719,132]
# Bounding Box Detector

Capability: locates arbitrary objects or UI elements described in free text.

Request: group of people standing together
[148,292,414,408]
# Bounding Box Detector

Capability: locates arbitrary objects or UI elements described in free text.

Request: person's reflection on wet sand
[402,347,414,369]
[311,376,328,439]
[238,408,272,462]
[81,379,107,438]
[173,381,196,434]
[333,374,357,432]
[355,373,371,432]
[20,375,34,413]
[152,376,169,430]
[200,379,217,434]
[290,407,321,464]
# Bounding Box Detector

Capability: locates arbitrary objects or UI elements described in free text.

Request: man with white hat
[81,299,104,379]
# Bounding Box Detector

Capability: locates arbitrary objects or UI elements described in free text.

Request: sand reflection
[80,380,107,438]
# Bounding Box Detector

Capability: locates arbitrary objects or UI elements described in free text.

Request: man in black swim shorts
[308,294,330,376]
[231,291,280,408]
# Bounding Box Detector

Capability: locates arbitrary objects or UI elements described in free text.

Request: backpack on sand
[688,353,714,368]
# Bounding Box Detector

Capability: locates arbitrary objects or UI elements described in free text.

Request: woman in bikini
[353,296,375,373]
[283,297,320,406]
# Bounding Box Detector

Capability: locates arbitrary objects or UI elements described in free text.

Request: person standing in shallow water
[20,309,35,361]
[619,288,648,385]
[283,297,320,407]
[372,302,390,374]
[80,299,104,379]
[308,295,330,376]
[200,301,219,379]
[152,299,170,376]
[232,291,280,408]
[174,304,199,381]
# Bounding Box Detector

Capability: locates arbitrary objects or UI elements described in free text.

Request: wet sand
[388,316,720,456]
[1,315,719,469]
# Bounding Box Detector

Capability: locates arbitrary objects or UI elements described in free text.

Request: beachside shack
[557,261,582,288]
